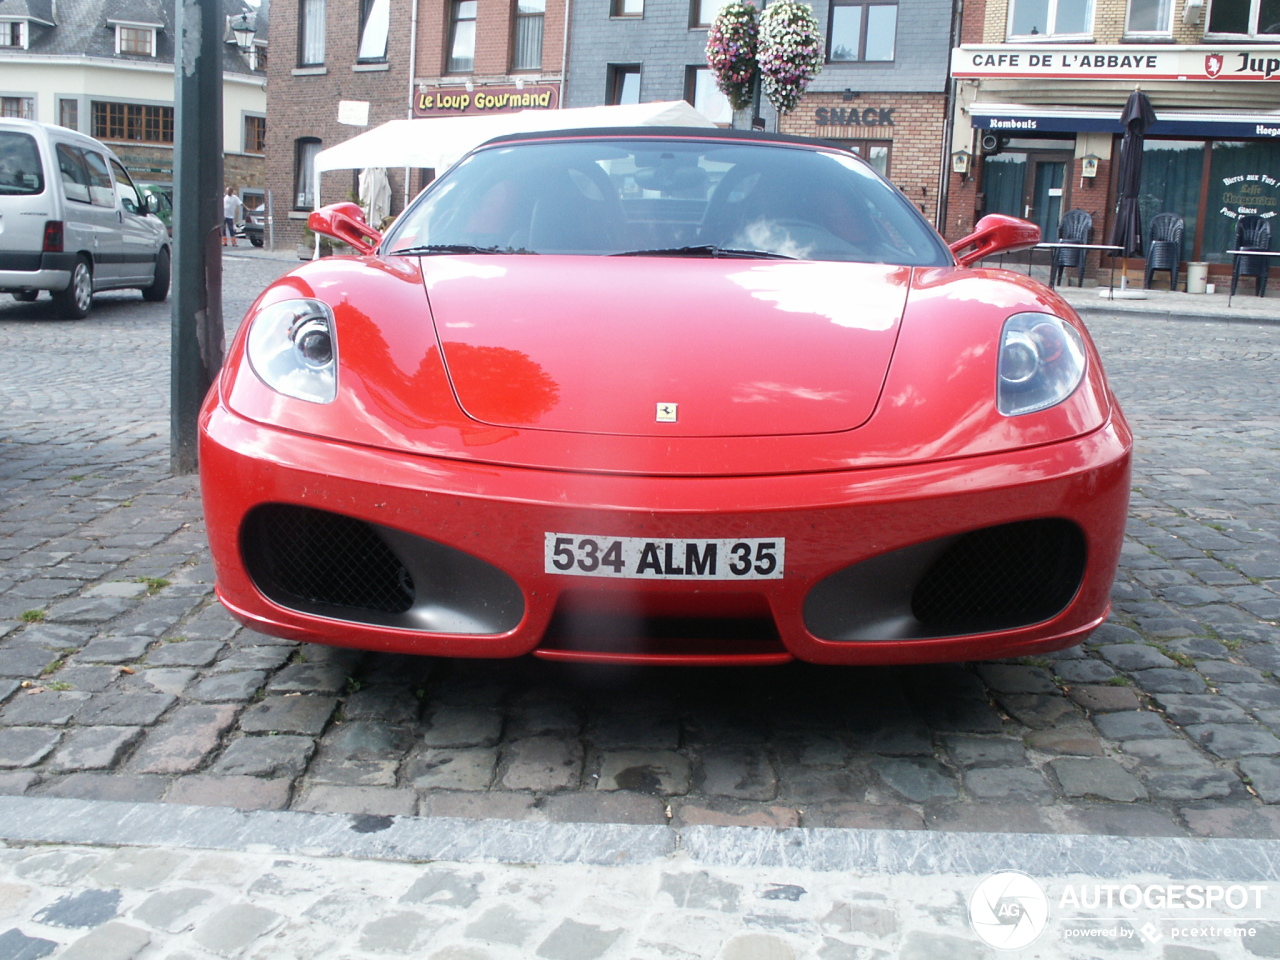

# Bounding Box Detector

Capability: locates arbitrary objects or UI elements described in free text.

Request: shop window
[828,0,897,62]
[1126,0,1173,33]
[613,0,644,14]
[91,102,174,143]
[835,139,891,177]
[684,66,732,125]
[295,137,322,209]
[1202,140,1280,261]
[511,0,544,71]
[607,65,641,105]
[1207,0,1280,36]
[357,0,390,61]
[1007,0,1094,37]
[299,0,325,66]
[1136,140,1202,264]
[0,97,34,120]
[448,0,477,73]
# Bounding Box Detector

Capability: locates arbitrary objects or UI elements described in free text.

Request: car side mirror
[144,193,160,215]
[949,214,1041,267]
[308,202,382,256]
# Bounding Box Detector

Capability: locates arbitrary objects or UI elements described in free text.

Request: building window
[115,25,156,55]
[448,0,477,72]
[295,137,322,208]
[607,64,641,104]
[692,0,728,27]
[1008,0,1093,36]
[837,139,891,177]
[613,0,644,14]
[249,42,267,71]
[59,98,78,130]
[685,66,732,125]
[244,115,266,154]
[0,21,27,48]
[511,0,545,71]
[357,0,390,61]
[1126,0,1173,32]
[828,0,897,61]
[1,97,34,120]
[299,0,326,66]
[91,102,174,143]
[1207,0,1280,36]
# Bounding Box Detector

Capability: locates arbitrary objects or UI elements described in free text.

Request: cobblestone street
[1,254,1279,843]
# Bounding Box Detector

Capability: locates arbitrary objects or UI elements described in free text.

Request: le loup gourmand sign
[412,84,560,118]
[952,45,1280,81]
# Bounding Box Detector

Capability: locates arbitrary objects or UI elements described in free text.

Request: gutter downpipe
[560,0,572,108]
[936,0,964,235]
[406,0,420,207]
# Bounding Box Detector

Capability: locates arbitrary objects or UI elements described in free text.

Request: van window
[81,150,116,207]
[0,131,43,195]
[109,157,142,214]
[56,142,91,203]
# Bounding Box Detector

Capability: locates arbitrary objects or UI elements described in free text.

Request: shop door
[1027,155,1070,240]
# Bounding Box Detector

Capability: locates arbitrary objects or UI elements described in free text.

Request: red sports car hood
[423,257,911,438]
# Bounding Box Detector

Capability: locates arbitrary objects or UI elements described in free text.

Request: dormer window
[109,20,160,57]
[0,20,28,48]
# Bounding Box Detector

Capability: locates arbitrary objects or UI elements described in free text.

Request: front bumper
[200,399,1132,666]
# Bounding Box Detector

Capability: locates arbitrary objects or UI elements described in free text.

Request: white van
[0,119,170,319]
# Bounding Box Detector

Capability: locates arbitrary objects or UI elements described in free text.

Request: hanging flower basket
[705,1,759,113]
[757,0,823,116]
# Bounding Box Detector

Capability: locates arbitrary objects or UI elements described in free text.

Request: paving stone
[536,919,622,960]
[358,911,438,953]
[16,625,93,650]
[208,645,294,674]
[595,750,692,796]
[993,693,1079,729]
[0,680,18,706]
[1221,683,1280,713]
[1062,802,1185,837]
[88,849,185,889]
[1119,739,1214,768]
[47,725,142,771]
[210,736,315,778]
[1050,757,1148,801]
[898,931,988,960]
[540,790,668,825]
[506,698,581,739]
[1131,668,1208,694]
[0,771,37,795]
[465,904,536,946]
[399,867,484,909]
[1024,727,1105,756]
[406,748,497,792]
[872,758,957,802]
[1154,693,1254,726]
[165,774,293,810]
[695,747,777,801]
[144,640,225,667]
[45,598,135,625]
[975,664,1057,694]
[11,849,103,885]
[131,888,216,933]
[294,784,418,816]
[342,687,421,724]
[0,928,57,960]
[584,710,681,751]
[75,636,153,663]
[943,734,1027,767]
[416,790,542,821]
[500,737,582,792]
[128,704,239,774]
[962,766,1054,800]
[1095,643,1177,671]
[674,800,802,829]
[139,667,197,695]
[1239,757,1280,803]
[0,727,60,767]
[33,887,122,928]
[36,773,168,803]
[821,902,898,938]
[1067,683,1143,713]
[1051,658,1118,683]
[422,706,503,748]
[1142,768,1238,800]
[1093,710,1172,740]
[659,871,742,912]
[267,661,351,694]
[0,643,63,679]
[5,685,95,725]
[1186,723,1280,758]
[238,695,337,735]
[74,691,175,726]
[923,801,1052,833]
[191,904,283,957]
[186,671,268,703]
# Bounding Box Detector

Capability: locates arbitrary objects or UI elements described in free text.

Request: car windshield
[0,132,44,196]
[382,136,952,265]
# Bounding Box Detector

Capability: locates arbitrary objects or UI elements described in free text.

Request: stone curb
[3,795,1279,882]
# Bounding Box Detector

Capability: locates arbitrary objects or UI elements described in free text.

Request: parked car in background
[200,127,1131,668]
[240,207,265,247]
[0,118,169,318]
[137,182,173,236]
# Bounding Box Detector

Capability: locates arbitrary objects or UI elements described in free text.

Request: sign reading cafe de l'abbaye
[952,44,1280,81]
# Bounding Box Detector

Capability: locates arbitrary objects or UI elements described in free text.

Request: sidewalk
[0,794,1277,959]
[1058,283,1280,325]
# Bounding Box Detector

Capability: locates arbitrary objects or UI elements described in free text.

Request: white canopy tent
[311,100,718,226]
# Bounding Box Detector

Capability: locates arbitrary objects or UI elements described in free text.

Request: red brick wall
[780,92,948,224]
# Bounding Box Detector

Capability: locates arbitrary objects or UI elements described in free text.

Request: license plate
[544,533,784,580]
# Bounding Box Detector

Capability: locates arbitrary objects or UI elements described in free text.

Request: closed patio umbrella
[1109,90,1157,292]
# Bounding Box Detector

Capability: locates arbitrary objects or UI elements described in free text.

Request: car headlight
[997,312,1086,417]
[246,299,338,404]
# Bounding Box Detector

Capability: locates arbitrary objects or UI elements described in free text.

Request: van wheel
[53,257,92,319]
[141,248,170,302]
[12,291,37,302]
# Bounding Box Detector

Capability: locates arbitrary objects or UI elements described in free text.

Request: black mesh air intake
[910,519,1085,633]
[242,504,414,615]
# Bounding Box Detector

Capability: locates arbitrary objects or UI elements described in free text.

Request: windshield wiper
[392,243,524,256]
[611,244,796,260]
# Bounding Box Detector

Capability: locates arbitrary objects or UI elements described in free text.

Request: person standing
[223,187,243,246]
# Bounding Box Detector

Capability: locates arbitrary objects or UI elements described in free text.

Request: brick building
[268,0,565,250]
[945,0,1280,283]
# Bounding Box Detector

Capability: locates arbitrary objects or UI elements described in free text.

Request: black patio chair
[1051,209,1092,288]
[1231,215,1272,298]
[1143,212,1184,291]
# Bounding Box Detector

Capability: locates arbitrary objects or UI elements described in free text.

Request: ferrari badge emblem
[656,403,678,422]
[1205,54,1223,78]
